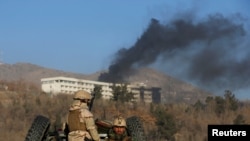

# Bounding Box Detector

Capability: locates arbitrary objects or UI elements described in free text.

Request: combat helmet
[73,90,91,100]
[113,116,126,127]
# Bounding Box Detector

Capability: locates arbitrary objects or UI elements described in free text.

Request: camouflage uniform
[67,90,100,141]
[106,116,132,141]
[106,128,132,141]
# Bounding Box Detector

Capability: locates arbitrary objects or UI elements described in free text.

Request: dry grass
[1,80,250,141]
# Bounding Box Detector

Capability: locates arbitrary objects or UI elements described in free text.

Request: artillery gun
[24,91,146,141]
[24,114,146,141]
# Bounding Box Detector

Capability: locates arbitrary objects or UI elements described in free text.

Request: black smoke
[98,13,249,95]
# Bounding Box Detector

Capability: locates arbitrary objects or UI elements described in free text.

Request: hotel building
[41,76,161,103]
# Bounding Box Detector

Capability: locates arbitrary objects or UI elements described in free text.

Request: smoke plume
[99,13,250,95]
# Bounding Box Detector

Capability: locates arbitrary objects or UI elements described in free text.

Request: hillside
[125,67,212,103]
[0,62,212,103]
[0,62,100,86]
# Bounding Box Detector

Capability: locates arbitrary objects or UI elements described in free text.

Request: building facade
[41,76,161,103]
[41,76,114,99]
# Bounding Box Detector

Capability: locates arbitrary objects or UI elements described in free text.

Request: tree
[224,90,238,111]
[205,96,214,104]
[193,100,205,111]
[233,114,245,124]
[152,105,177,140]
[111,84,134,103]
[214,96,226,116]
[93,85,103,99]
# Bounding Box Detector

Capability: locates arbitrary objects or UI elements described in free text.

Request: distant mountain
[0,62,100,86]
[0,62,212,103]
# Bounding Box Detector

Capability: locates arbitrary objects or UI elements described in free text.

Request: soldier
[66,90,100,141]
[106,116,132,141]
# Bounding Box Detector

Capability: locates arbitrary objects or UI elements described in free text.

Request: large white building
[41,76,114,99]
[41,76,161,103]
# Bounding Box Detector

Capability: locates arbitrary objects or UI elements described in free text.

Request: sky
[0,0,250,99]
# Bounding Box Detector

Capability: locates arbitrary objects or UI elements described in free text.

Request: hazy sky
[0,0,250,99]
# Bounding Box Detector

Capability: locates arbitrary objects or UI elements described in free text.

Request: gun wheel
[126,116,146,141]
[25,115,51,141]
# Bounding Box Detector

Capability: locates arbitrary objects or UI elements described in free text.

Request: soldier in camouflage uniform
[106,116,132,141]
[66,90,100,141]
